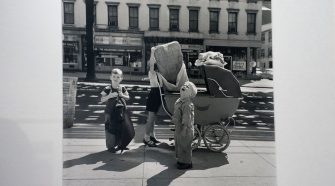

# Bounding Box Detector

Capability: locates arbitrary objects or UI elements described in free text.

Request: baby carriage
[153,41,242,152]
[162,65,242,152]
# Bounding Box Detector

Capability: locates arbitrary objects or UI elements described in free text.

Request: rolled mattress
[153,41,183,84]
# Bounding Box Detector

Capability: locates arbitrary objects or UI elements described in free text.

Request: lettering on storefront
[181,44,204,51]
[232,61,246,71]
[95,36,142,46]
[64,35,78,41]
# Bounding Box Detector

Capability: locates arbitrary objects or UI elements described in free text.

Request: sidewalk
[63,124,276,186]
[63,71,273,89]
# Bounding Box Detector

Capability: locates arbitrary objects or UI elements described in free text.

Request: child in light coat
[171,81,197,169]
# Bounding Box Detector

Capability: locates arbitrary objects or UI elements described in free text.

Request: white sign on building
[232,61,246,71]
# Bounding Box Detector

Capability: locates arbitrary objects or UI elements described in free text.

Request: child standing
[101,68,130,153]
[172,81,197,169]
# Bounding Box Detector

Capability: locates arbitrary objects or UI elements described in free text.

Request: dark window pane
[129,7,139,29]
[169,9,179,31]
[247,13,256,33]
[149,8,159,30]
[64,2,74,24]
[209,11,219,33]
[228,12,237,33]
[189,10,198,32]
[108,6,118,27]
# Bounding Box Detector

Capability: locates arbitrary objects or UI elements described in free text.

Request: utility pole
[85,0,96,81]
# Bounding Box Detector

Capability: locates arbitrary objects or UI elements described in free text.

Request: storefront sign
[113,58,124,66]
[95,36,142,46]
[181,44,204,51]
[95,36,109,44]
[64,35,78,41]
[232,61,246,71]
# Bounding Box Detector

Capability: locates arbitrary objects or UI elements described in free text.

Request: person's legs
[105,114,116,152]
[144,111,157,147]
[145,111,156,140]
[105,130,116,151]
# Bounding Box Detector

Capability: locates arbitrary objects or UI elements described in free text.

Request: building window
[247,13,256,34]
[268,47,272,58]
[189,9,199,32]
[149,8,159,30]
[269,30,272,42]
[209,9,220,33]
[129,6,139,29]
[261,49,265,58]
[261,32,265,42]
[108,5,118,27]
[228,12,238,34]
[228,0,239,2]
[169,8,180,31]
[64,2,74,24]
[247,0,258,3]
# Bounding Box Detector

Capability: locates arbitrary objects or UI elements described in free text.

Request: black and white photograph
[2,0,335,186]
[62,0,275,185]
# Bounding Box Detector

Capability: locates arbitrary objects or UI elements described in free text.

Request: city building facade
[259,0,272,70]
[260,23,272,70]
[62,0,262,77]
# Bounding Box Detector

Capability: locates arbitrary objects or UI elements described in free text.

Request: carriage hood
[204,65,242,98]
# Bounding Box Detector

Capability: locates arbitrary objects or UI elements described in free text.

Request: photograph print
[62,0,275,185]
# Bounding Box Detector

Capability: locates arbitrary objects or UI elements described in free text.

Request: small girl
[101,68,130,153]
[172,81,197,169]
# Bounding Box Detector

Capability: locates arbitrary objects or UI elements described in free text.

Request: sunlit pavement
[63,80,276,186]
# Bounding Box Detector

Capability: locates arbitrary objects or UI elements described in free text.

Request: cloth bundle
[195,51,227,68]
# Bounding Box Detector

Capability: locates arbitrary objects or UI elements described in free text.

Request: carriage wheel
[203,124,230,152]
[192,126,201,150]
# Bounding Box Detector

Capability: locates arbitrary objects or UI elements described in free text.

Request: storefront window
[63,41,79,63]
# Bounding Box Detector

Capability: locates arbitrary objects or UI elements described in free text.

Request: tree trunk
[85,0,96,81]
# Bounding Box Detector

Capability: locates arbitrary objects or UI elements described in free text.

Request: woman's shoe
[143,139,157,147]
[107,147,116,153]
[150,136,161,143]
[177,162,193,170]
[115,146,129,152]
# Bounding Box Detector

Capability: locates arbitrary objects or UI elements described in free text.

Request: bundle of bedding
[194,51,227,68]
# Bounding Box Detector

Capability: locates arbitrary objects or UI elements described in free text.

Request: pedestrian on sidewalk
[172,81,197,170]
[100,68,132,153]
[142,47,167,147]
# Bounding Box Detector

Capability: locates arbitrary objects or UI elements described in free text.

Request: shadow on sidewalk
[146,143,229,186]
[63,147,144,172]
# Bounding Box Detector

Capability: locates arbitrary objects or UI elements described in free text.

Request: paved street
[63,80,276,186]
